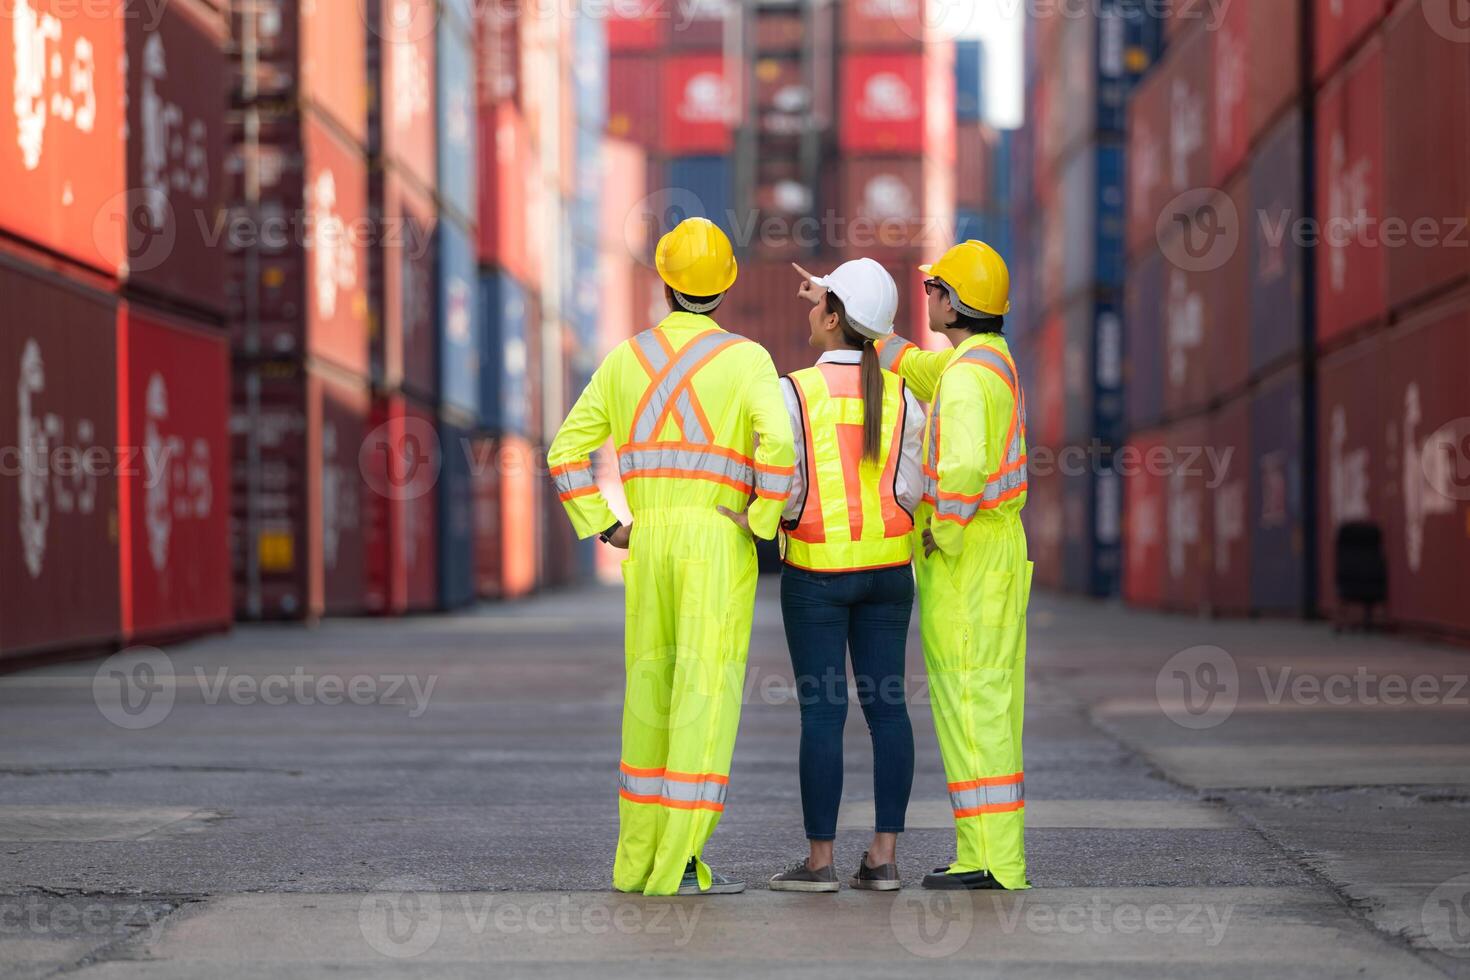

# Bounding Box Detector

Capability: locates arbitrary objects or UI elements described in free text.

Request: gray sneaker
[850,851,901,891]
[676,859,745,896]
[769,859,840,893]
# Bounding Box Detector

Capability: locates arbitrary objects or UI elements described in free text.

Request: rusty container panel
[1384,0,1470,315]
[607,55,661,150]
[124,0,228,313]
[1249,109,1307,375]
[1315,38,1387,347]
[118,303,231,642]
[362,393,438,614]
[1210,0,1301,186]
[1210,394,1252,615]
[0,0,126,274]
[372,168,437,401]
[1249,362,1308,615]
[1163,415,1212,612]
[375,0,437,191]
[0,258,120,659]
[1316,332,1386,623]
[1381,297,1470,636]
[1122,429,1168,609]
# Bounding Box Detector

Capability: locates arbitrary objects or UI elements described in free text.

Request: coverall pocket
[980,570,1019,628]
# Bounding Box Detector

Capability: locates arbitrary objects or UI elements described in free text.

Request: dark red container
[373,168,438,401]
[1381,295,1470,636]
[1315,331,1385,623]
[0,0,125,275]
[956,124,995,209]
[1166,25,1213,204]
[1125,67,1169,258]
[1314,0,1391,82]
[840,0,933,48]
[471,435,502,598]
[1023,466,1064,592]
[231,0,367,146]
[839,158,926,255]
[1315,37,1387,348]
[1163,415,1212,612]
[669,0,729,49]
[117,303,231,641]
[1122,429,1168,608]
[477,0,521,105]
[1248,361,1308,615]
[1161,253,1212,420]
[661,54,734,155]
[1384,0,1470,315]
[375,0,436,192]
[1030,314,1066,452]
[1249,110,1307,375]
[0,256,120,659]
[1124,247,1166,429]
[1210,0,1301,185]
[227,110,372,377]
[1207,178,1252,401]
[721,259,813,376]
[840,53,926,156]
[1210,394,1252,615]
[362,394,438,614]
[231,361,369,620]
[756,9,804,53]
[608,55,661,149]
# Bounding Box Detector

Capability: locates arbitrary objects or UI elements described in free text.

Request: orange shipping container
[499,435,540,599]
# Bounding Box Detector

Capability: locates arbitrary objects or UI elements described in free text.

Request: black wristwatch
[599,521,623,544]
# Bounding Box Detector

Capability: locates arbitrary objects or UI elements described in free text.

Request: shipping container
[1381,296,1470,636]
[608,55,662,149]
[666,156,736,238]
[1315,38,1387,347]
[840,0,934,48]
[436,22,478,226]
[479,102,530,280]
[572,9,609,129]
[1316,332,1384,624]
[1124,247,1166,430]
[231,0,367,146]
[226,110,372,376]
[668,0,730,49]
[1059,457,1122,599]
[1060,141,1127,296]
[1026,315,1066,451]
[924,40,958,164]
[1210,394,1252,615]
[1384,0,1470,315]
[117,304,231,642]
[956,124,995,209]
[438,217,480,420]
[840,158,926,254]
[372,168,438,400]
[722,259,820,376]
[0,257,121,659]
[1248,362,1308,615]
[756,8,805,53]
[1163,415,1212,612]
[372,0,436,191]
[571,130,603,246]
[1062,294,1125,449]
[606,4,663,52]
[124,0,228,314]
[1249,110,1307,375]
[1122,430,1168,608]
[1125,65,1169,257]
[1160,250,1213,420]
[471,434,503,598]
[480,268,531,435]
[1210,0,1301,186]
[661,54,734,155]
[1314,0,1391,82]
[840,53,927,156]
[232,360,369,620]
[754,56,809,137]
[1024,466,1065,592]
[363,394,438,613]
[1206,177,1253,402]
[438,419,476,608]
[499,434,540,598]
[0,0,125,275]
[956,39,985,122]
[477,0,520,105]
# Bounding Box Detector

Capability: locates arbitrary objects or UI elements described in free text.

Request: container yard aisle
[1,582,1467,977]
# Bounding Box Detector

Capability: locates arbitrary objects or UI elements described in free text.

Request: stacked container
[953,40,1011,262]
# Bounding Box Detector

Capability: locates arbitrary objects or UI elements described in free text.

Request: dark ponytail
[825,292,884,463]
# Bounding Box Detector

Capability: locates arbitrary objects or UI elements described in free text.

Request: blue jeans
[779,564,916,840]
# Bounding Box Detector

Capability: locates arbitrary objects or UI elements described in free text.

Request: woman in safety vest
[763,259,926,893]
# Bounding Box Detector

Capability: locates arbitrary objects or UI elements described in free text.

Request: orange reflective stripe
[954,800,1025,818]
[661,770,728,785]
[787,378,825,544]
[948,773,1024,791]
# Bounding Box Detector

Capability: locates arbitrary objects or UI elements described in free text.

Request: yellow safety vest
[782,362,914,573]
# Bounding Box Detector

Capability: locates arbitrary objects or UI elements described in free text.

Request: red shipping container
[1163,415,1212,612]
[1314,0,1391,82]
[1210,395,1252,615]
[0,257,120,658]
[840,0,934,48]
[1122,430,1168,608]
[669,0,730,49]
[123,0,228,314]
[840,53,926,156]
[756,9,805,53]
[1316,332,1386,623]
[1163,0,1214,44]
[1210,0,1301,185]
[375,169,437,400]
[1381,296,1470,636]
[0,0,125,275]
[956,124,994,209]
[1023,467,1064,592]
[840,158,925,250]
[608,55,661,150]
[1384,0,1470,314]
[1315,39,1387,347]
[117,304,231,641]
[232,0,368,146]
[227,111,372,376]
[500,435,540,599]
[377,0,436,191]
[1126,69,1170,257]
[1207,178,1252,401]
[362,394,438,614]
[1041,12,1093,171]
[471,435,503,598]
[478,102,530,281]
[1165,26,1213,204]
[1161,245,1212,420]
[600,138,650,257]
[1031,315,1066,451]
[661,54,734,155]
[477,0,521,105]
[607,4,663,52]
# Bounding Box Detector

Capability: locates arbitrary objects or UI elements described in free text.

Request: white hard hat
[807,258,899,341]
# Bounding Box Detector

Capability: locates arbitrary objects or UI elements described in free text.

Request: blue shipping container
[956,39,986,122]
[992,128,1014,208]
[1248,364,1307,614]
[1249,110,1305,376]
[479,269,530,435]
[1060,461,1122,598]
[571,129,602,245]
[567,243,600,348]
[665,156,735,238]
[438,419,476,609]
[437,218,480,419]
[436,24,478,224]
[573,13,608,130]
[1063,296,1125,448]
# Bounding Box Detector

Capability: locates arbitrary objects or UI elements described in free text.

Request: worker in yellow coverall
[877,240,1033,890]
[547,218,796,896]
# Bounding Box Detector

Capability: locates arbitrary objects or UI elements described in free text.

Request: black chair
[1334,522,1388,632]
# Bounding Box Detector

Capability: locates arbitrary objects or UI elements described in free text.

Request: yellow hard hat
[919,240,1011,317]
[656,218,738,301]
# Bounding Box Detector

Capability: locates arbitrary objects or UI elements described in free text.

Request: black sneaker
[921,867,1011,891]
[677,858,745,895]
[769,859,840,893]
[850,851,901,891]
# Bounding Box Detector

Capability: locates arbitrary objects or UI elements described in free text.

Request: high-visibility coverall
[547,311,797,896]
[879,332,1033,889]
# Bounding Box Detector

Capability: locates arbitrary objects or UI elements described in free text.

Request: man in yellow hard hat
[547,217,797,896]
[877,240,1032,890]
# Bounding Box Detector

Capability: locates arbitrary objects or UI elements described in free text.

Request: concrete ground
[2,579,1469,978]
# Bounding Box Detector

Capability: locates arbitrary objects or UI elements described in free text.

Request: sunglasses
[924,278,948,297]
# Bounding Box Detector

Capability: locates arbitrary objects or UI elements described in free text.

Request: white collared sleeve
[895,385,926,515]
[781,376,807,522]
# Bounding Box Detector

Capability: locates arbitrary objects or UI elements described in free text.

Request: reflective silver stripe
[619,447,755,488]
[674,389,708,444]
[936,496,978,522]
[553,467,597,495]
[660,778,728,806]
[958,347,1019,391]
[754,468,793,496]
[633,330,670,374]
[879,339,916,372]
[619,771,663,797]
[950,779,1024,813]
[632,332,737,443]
